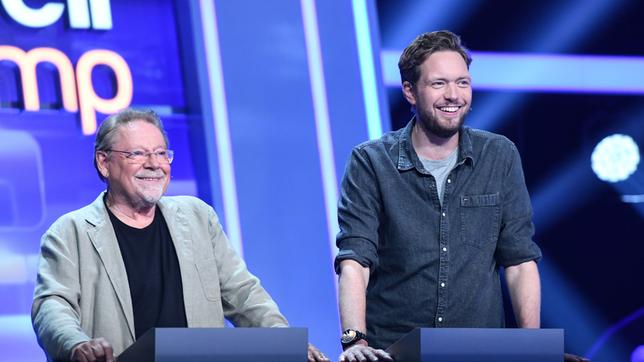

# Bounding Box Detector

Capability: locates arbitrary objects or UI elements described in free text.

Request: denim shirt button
[442,247,447,252]
[441,212,446,217]
[438,317,443,322]
[447,178,451,183]
[440,282,445,287]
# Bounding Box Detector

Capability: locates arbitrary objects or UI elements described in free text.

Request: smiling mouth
[136,176,163,181]
[437,105,462,113]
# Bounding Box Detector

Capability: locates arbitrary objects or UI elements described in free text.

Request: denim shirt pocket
[459,193,501,249]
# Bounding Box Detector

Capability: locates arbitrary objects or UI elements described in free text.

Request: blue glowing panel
[381,50,644,94]
[194,0,243,254]
[0,0,391,359]
[205,0,387,356]
[0,1,194,360]
[0,130,45,229]
[632,345,644,362]
[0,0,185,109]
[350,0,386,139]
[301,0,340,249]
[0,314,42,362]
[213,0,340,355]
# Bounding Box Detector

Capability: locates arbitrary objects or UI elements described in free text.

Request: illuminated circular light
[632,345,644,362]
[591,134,640,183]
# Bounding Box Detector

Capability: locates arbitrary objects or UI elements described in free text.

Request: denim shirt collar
[397,117,475,172]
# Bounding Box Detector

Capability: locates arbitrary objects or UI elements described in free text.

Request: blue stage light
[632,345,644,362]
[300,0,340,252]
[198,0,244,255]
[382,51,644,94]
[585,306,644,359]
[352,0,383,140]
[591,134,640,183]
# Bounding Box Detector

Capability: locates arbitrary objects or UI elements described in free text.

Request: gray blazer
[32,192,288,360]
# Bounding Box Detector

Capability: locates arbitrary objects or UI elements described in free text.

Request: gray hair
[93,108,169,182]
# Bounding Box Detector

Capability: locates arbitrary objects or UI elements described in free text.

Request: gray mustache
[136,173,165,178]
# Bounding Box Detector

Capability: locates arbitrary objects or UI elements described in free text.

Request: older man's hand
[339,343,393,362]
[70,338,114,362]
[308,343,330,362]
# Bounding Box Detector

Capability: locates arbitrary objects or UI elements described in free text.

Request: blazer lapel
[85,193,136,341]
[158,198,198,326]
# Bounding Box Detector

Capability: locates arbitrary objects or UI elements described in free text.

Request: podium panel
[118,327,307,362]
[386,328,563,362]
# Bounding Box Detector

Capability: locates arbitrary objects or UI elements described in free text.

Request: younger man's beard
[416,106,469,139]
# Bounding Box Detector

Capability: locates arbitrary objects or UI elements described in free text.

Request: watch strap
[341,328,367,349]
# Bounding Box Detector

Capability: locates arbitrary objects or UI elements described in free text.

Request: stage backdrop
[0,0,387,359]
[1,0,643,361]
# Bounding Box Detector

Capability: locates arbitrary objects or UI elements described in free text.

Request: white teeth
[439,106,459,112]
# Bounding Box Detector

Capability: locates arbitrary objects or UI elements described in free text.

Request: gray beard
[140,194,161,206]
[139,187,164,206]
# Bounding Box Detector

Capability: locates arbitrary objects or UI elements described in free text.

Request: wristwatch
[341,328,367,349]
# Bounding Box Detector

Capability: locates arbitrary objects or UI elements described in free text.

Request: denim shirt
[335,119,542,349]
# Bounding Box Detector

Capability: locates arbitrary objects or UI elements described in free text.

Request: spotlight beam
[382,51,644,94]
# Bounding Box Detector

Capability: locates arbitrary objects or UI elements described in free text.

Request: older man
[32,109,328,362]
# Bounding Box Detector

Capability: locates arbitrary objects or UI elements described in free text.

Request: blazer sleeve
[32,221,91,360]
[206,206,289,328]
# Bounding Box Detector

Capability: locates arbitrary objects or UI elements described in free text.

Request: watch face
[341,330,357,343]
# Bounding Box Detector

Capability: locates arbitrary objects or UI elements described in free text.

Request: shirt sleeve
[495,142,542,266]
[335,147,382,273]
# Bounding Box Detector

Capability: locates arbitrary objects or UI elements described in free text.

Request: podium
[118,327,307,362]
[386,328,563,362]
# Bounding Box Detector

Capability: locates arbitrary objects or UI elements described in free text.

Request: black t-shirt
[107,204,187,339]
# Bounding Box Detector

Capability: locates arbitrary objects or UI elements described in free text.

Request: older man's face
[101,120,170,208]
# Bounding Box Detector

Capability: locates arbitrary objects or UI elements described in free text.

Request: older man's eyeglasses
[107,149,174,164]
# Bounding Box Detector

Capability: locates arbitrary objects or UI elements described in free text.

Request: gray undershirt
[421,147,458,205]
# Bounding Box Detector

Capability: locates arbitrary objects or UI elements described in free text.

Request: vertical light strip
[351,0,383,140]
[300,0,340,254]
[198,0,244,256]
